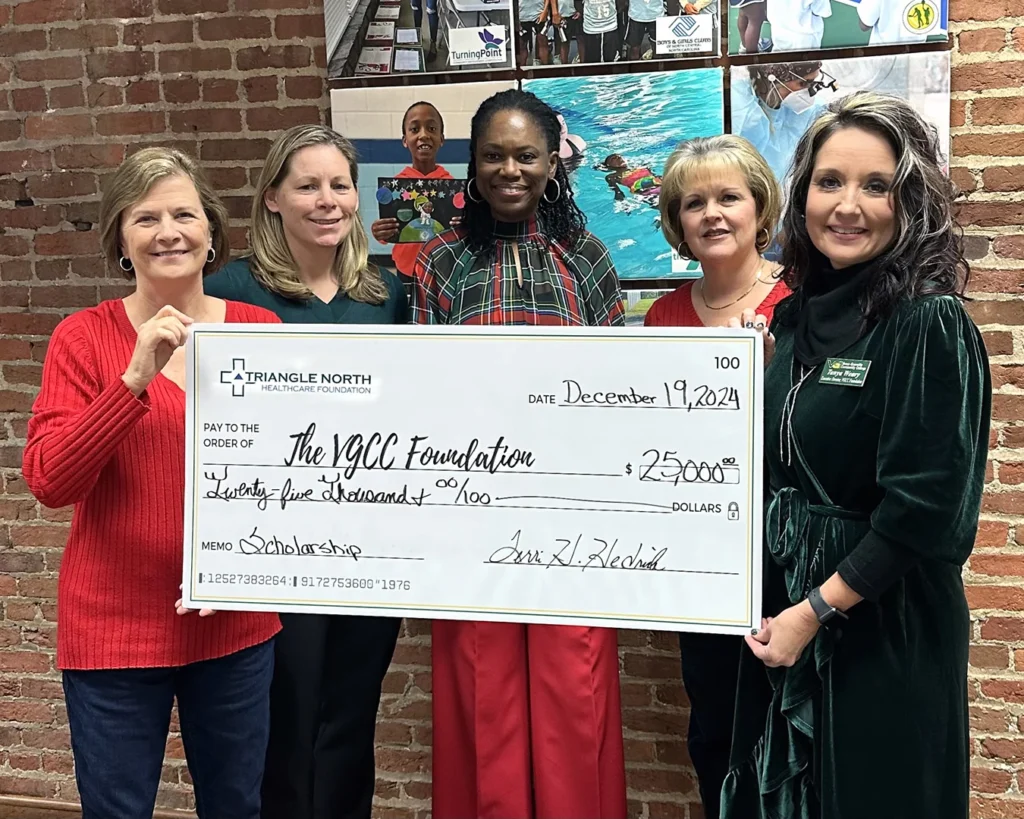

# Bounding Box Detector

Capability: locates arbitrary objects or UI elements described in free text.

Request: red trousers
[431,620,627,819]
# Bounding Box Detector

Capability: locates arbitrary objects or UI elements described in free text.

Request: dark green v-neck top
[204,258,409,325]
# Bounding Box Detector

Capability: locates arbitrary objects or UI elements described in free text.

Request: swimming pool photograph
[524,68,724,280]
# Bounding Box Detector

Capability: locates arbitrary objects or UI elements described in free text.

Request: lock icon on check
[727,502,740,521]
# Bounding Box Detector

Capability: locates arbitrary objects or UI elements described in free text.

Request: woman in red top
[644,134,789,819]
[23,148,281,819]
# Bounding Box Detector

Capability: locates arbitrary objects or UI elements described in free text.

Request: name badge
[819,358,871,388]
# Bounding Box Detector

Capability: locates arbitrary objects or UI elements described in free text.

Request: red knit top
[23,299,282,670]
[644,278,792,328]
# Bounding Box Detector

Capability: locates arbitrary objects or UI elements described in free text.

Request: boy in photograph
[370,101,455,285]
[581,0,620,62]
[857,0,930,45]
[519,0,553,65]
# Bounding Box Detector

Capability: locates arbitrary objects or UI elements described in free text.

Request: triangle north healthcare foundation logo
[220,358,249,397]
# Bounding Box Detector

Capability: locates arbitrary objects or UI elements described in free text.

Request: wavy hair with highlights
[780,90,969,320]
[249,124,388,304]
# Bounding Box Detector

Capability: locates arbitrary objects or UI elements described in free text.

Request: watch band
[807,586,848,624]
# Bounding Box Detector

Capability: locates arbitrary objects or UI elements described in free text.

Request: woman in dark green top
[721,93,990,819]
[205,124,406,819]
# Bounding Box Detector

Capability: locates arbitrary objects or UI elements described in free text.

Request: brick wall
[0,0,1022,816]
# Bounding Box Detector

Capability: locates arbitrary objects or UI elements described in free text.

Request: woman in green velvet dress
[721,92,991,819]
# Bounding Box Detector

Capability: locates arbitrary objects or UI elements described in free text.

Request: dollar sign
[625,463,632,475]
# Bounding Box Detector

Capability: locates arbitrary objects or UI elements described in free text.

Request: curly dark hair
[779,90,969,321]
[463,89,587,255]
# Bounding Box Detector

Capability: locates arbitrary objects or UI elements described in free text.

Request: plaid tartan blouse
[409,218,625,327]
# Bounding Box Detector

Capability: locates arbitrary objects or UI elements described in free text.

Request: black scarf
[792,253,878,367]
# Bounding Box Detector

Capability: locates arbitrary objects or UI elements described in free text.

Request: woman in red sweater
[22,148,281,819]
[643,134,789,819]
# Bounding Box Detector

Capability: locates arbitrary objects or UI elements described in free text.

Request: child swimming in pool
[600,154,661,206]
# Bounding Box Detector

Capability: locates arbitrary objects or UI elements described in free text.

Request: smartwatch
[807,586,848,625]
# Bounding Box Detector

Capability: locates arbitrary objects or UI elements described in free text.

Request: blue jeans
[63,640,275,819]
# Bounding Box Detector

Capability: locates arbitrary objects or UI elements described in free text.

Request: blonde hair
[248,124,388,304]
[659,134,781,258]
[99,147,229,279]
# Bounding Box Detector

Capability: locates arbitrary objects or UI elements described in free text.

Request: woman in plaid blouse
[411,89,628,819]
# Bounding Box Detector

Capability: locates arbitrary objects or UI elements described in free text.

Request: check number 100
[716,356,741,369]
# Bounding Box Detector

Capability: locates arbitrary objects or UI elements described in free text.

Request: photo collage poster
[324,0,951,281]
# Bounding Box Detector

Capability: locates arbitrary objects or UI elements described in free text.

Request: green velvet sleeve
[861,296,991,567]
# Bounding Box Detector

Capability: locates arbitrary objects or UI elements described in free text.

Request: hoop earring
[466,178,483,204]
[119,256,133,272]
[206,247,216,264]
[676,241,692,260]
[755,228,771,253]
[542,179,561,203]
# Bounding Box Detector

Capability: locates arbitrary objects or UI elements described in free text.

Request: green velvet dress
[721,294,991,819]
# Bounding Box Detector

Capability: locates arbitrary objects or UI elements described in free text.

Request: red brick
[970,269,1024,294]
[158,48,232,74]
[30,285,96,308]
[25,113,92,141]
[984,167,1024,192]
[955,134,1024,158]
[236,45,311,70]
[198,16,271,39]
[49,23,119,50]
[0,205,62,230]
[95,111,165,136]
[83,0,152,18]
[968,584,1024,610]
[0,340,32,360]
[27,172,97,200]
[54,143,125,170]
[0,261,32,281]
[950,167,977,194]
[959,28,1007,52]
[87,82,124,108]
[974,99,1024,128]
[33,230,100,256]
[0,120,22,142]
[971,644,1010,669]
[285,75,322,99]
[0,775,54,798]
[126,79,161,105]
[246,105,320,132]
[47,84,85,109]
[275,13,323,38]
[11,87,47,112]
[201,139,272,161]
[0,236,31,257]
[0,150,49,174]
[15,56,82,82]
[202,79,238,102]
[0,29,47,54]
[969,299,1024,326]
[13,0,82,24]
[86,50,154,80]
[206,167,249,190]
[0,701,54,724]
[243,76,279,102]
[157,0,229,12]
[170,108,242,134]
[0,653,50,674]
[123,20,194,45]
[164,78,201,104]
[953,62,1024,93]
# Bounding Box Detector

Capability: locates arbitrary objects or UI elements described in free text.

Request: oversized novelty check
[182,326,763,635]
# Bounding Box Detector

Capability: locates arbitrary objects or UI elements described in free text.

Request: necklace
[699,263,765,311]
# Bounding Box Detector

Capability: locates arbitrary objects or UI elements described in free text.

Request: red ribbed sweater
[23,299,281,670]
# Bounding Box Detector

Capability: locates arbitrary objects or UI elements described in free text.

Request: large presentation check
[182,325,763,635]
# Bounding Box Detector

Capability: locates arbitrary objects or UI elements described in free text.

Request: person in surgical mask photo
[731,61,838,192]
